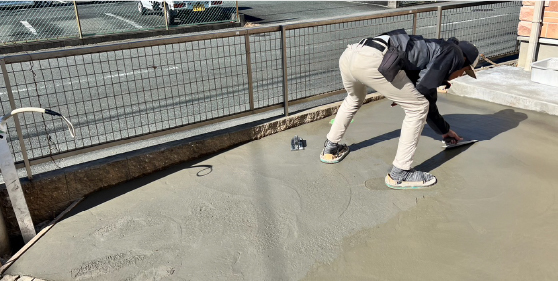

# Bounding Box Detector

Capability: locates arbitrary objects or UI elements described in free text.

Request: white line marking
[0,65,181,95]
[20,21,38,35]
[105,13,143,29]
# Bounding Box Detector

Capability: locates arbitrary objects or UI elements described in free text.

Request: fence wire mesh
[3,36,250,161]
[249,31,283,109]
[79,1,166,36]
[0,2,521,168]
[416,10,439,38]
[441,2,521,58]
[0,1,238,45]
[286,15,414,102]
[0,64,22,161]
[0,1,77,45]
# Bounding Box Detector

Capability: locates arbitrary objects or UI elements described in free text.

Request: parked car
[137,1,236,25]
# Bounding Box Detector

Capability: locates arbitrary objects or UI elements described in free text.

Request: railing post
[0,60,36,244]
[73,1,83,39]
[236,1,239,23]
[412,12,417,35]
[281,25,289,117]
[244,34,255,111]
[436,6,443,39]
[164,2,169,30]
[0,60,33,180]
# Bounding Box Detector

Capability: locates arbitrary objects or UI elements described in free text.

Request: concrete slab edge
[448,82,558,116]
[0,94,384,239]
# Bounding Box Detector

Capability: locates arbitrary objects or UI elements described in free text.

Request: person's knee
[405,98,429,119]
[417,99,429,115]
[342,95,364,111]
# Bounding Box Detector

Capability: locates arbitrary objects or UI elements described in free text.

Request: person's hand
[442,129,463,144]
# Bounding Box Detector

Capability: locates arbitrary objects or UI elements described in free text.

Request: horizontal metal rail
[0,0,520,175]
[0,1,508,64]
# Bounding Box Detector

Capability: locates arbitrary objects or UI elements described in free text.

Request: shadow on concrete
[62,158,215,221]
[242,14,264,22]
[351,109,528,171]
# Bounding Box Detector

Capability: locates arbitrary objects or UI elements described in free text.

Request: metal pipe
[436,6,443,39]
[524,1,544,71]
[412,12,417,35]
[0,60,33,180]
[73,1,83,39]
[244,34,255,111]
[236,1,239,23]
[164,1,169,30]
[281,25,289,117]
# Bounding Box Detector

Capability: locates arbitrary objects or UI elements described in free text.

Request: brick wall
[518,1,558,39]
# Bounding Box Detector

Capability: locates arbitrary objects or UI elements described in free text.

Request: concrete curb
[449,85,558,116]
[448,66,558,116]
[0,94,383,238]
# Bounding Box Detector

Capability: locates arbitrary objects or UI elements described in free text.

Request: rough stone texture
[0,173,71,236]
[0,94,383,237]
[65,159,131,199]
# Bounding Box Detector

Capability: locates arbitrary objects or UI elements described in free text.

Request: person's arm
[415,47,461,135]
[424,92,449,135]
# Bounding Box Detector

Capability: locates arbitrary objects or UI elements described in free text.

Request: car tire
[138,2,146,15]
[220,7,237,22]
[165,5,175,25]
[229,11,237,22]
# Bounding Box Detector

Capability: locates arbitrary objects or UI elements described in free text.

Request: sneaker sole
[384,174,437,189]
[319,147,350,164]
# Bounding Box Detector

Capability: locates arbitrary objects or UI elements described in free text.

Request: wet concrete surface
[5,93,558,280]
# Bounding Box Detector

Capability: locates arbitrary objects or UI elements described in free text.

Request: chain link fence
[0,1,77,44]
[0,1,521,177]
[0,1,238,45]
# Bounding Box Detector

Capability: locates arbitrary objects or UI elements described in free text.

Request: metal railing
[0,1,239,45]
[0,1,521,179]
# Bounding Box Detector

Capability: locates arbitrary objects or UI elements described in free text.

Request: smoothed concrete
[5,93,558,280]
[0,94,382,238]
[449,65,558,116]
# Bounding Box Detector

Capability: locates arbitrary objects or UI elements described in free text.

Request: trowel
[442,138,478,149]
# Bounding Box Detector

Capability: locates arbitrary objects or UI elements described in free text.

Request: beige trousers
[327,43,429,170]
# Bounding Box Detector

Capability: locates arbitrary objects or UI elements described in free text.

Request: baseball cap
[458,41,480,79]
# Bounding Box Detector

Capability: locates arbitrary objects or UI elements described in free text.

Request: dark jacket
[385,29,465,135]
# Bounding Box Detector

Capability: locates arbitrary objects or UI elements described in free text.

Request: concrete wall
[517,38,558,67]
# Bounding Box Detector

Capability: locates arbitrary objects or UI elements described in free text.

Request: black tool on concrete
[291,135,306,151]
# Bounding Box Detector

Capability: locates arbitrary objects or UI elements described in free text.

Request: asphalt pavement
[3,67,558,280]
